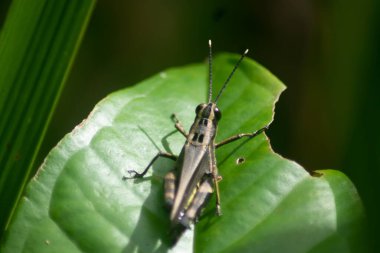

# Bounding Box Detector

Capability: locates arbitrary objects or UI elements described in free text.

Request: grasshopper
[126,40,268,246]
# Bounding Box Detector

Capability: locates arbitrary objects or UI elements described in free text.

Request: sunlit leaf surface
[2,54,367,253]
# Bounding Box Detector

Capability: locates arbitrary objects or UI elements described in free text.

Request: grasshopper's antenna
[214,48,249,104]
[208,39,213,103]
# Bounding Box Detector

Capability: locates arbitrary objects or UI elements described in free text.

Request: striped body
[165,103,221,243]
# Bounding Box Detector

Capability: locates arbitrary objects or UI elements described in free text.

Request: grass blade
[0,0,96,238]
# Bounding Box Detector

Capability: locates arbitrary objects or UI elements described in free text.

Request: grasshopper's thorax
[188,102,221,146]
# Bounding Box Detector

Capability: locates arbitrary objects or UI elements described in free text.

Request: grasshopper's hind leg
[180,177,213,228]
[213,172,223,216]
[164,170,177,208]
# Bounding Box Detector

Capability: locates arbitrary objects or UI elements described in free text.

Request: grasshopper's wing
[170,144,213,222]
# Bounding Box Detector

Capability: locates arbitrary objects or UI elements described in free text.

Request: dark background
[1,0,379,251]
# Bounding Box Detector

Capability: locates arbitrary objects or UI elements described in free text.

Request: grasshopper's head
[195,102,222,122]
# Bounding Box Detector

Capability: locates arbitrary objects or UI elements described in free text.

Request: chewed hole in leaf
[236,157,246,165]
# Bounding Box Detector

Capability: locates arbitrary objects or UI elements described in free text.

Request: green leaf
[1,54,367,252]
[0,0,96,237]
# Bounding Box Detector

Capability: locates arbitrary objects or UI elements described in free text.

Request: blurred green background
[1,0,379,251]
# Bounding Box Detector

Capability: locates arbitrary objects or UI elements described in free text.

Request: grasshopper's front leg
[124,151,177,179]
[171,113,188,138]
[215,125,269,149]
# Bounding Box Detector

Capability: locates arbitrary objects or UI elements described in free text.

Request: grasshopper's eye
[214,107,222,120]
[195,104,205,114]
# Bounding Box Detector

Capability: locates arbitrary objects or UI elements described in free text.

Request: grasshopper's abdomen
[164,171,176,208]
